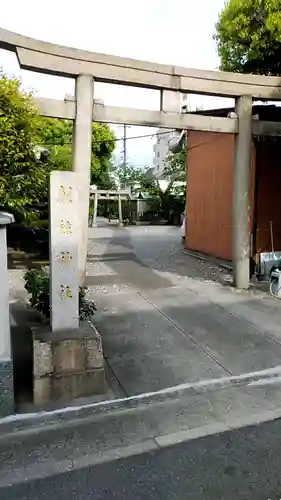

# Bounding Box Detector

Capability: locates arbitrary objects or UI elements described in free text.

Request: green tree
[0,71,116,225]
[214,0,281,75]
[135,147,187,221]
[115,163,147,187]
[91,122,116,185]
[0,73,49,223]
[38,118,116,186]
[163,148,187,191]
[97,158,117,189]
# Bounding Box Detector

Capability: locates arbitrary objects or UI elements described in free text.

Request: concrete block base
[0,360,14,416]
[32,321,106,406]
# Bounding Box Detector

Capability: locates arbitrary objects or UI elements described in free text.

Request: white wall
[152,129,176,179]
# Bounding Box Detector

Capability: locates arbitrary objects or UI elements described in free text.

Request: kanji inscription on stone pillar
[50,171,82,331]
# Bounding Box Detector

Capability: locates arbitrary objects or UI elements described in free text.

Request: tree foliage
[115,163,147,188]
[214,0,281,75]
[37,118,116,185]
[0,73,49,223]
[91,122,116,185]
[0,71,116,225]
[137,147,187,220]
[163,148,187,190]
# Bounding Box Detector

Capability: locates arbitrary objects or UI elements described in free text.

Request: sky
[0,0,233,166]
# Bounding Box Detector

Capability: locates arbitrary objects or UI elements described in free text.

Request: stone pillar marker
[233,95,252,290]
[32,171,106,405]
[49,171,81,331]
[0,211,15,416]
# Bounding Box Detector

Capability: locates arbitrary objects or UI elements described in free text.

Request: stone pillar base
[0,360,14,416]
[32,321,106,406]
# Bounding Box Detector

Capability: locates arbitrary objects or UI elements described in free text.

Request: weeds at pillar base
[24,266,97,321]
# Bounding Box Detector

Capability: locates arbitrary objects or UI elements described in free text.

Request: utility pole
[123,124,127,179]
[117,124,130,225]
[119,124,130,187]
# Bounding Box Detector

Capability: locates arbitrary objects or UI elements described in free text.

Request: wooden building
[186,105,281,262]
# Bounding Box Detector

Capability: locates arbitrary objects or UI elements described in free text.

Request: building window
[157,152,160,157]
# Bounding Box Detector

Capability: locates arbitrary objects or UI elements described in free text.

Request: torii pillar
[72,74,94,283]
[233,95,252,290]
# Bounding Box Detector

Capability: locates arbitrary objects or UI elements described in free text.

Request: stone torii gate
[1,28,281,289]
[90,187,131,226]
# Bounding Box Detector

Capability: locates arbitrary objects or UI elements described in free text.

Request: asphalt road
[3,419,281,500]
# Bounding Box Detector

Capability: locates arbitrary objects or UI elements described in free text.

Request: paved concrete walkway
[87,223,281,397]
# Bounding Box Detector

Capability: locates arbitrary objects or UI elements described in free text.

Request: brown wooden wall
[255,139,281,254]
[186,131,256,262]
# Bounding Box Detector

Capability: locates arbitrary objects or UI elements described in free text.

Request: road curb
[1,366,281,437]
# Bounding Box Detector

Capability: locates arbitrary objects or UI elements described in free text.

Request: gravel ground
[7,224,264,302]
[87,225,233,290]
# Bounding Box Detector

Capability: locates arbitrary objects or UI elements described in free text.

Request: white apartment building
[152,92,187,180]
[152,129,177,180]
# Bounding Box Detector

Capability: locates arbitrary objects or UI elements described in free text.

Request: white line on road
[1,364,281,427]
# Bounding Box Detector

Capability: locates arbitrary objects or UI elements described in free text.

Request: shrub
[24,267,97,321]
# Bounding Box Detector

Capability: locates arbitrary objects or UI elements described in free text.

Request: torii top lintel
[0,28,281,100]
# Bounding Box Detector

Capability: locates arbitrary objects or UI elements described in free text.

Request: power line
[2,134,227,169]
[37,128,175,147]
[37,129,229,152]
[185,134,227,154]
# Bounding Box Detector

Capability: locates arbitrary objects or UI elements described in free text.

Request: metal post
[233,95,252,289]
[118,193,123,226]
[72,74,93,282]
[92,192,98,227]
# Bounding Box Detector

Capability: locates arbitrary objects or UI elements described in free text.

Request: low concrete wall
[32,321,106,405]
